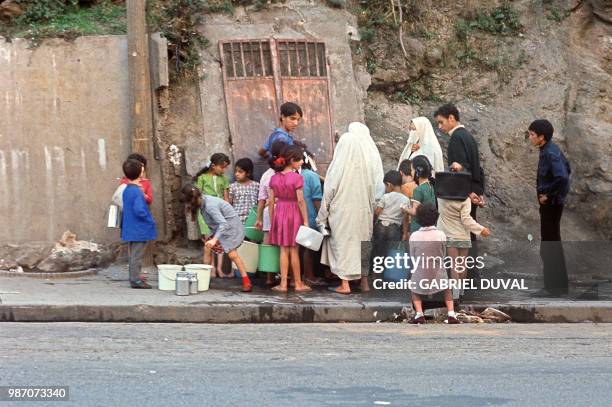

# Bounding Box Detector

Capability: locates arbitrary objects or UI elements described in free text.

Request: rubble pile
[0,231,116,273]
[392,306,512,323]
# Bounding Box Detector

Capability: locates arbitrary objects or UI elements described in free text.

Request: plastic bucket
[244,208,264,243]
[157,264,184,290]
[258,244,280,273]
[234,241,259,273]
[184,264,212,291]
[295,225,323,251]
[383,248,410,283]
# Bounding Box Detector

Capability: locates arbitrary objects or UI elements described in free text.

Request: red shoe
[445,316,460,324]
[241,276,252,292]
[411,316,426,324]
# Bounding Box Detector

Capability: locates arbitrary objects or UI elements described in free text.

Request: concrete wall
[185,0,365,175]
[0,36,134,244]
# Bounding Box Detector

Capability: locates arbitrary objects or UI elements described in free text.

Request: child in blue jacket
[121,159,157,289]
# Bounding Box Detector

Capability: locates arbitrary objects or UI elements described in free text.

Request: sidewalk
[1,265,611,323]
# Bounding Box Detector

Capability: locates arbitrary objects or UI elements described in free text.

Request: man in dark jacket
[527,119,570,295]
[434,104,485,282]
[434,104,485,227]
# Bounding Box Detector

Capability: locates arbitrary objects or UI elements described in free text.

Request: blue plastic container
[383,246,411,283]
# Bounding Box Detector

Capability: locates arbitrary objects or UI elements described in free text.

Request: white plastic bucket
[157,265,184,290]
[184,264,212,291]
[233,241,259,273]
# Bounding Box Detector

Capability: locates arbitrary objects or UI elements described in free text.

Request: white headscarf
[316,122,384,280]
[339,122,385,201]
[318,122,385,219]
[397,116,445,174]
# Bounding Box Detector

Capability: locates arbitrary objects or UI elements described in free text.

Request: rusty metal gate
[220,39,334,179]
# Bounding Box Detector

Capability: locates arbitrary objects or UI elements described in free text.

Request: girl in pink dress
[268,146,311,293]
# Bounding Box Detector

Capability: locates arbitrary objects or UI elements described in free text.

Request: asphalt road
[0,323,611,407]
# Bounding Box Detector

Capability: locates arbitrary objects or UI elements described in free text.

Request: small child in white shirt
[369,171,410,279]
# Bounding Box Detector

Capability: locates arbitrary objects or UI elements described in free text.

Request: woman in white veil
[316,122,384,294]
[397,117,445,175]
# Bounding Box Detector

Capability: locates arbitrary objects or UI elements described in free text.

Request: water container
[244,208,264,243]
[187,271,199,294]
[184,264,212,291]
[157,264,184,290]
[295,226,324,251]
[175,272,190,296]
[234,241,259,273]
[383,244,411,283]
[258,244,280,273]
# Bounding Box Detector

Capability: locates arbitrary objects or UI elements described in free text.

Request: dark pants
[539,204,569,292]
[369,222,403,277]
[128,241,147,283]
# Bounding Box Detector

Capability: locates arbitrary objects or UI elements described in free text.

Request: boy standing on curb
[527,119,571,296]
[121,159,157,289]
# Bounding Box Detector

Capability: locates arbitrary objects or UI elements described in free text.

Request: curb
[466,303,612,323]
[1,303,611,323]
[0,304,399,323]
[0,269,98,279]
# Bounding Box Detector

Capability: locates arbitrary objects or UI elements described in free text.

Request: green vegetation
[366,57,378,74]
[391,78,442,106]
[391,89,421,105]
[542,0,570,22]
[546,7,570,22]
[147,0,208,80]
[451,2,525,84]
[353,0,422,43]
[3,1,126,45]
[1,0,287,80]
[203,0,284,13]
[455,1,523,38]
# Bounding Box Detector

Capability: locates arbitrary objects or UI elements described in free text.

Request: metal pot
[188,271,199,294]
[175,272,190,296]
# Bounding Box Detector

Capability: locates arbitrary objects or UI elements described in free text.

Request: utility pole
[127,0,153,159]
[127,0,158,277]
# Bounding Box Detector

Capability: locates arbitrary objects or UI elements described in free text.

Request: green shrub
[455,1,523,38]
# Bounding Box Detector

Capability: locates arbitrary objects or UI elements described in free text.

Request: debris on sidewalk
[390,306,415,322]
[0,259,19,271]
[456,308,512,324]
[38,232,108,272]
[391,306,512,324]
[480,307,512,322]
[1,231,117,274]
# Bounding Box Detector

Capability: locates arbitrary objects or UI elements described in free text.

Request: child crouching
[179,185,252,292]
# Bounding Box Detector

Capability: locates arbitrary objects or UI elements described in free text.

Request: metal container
[107,204,121,228]
[175,272,190,296]
[187,271,199,295]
